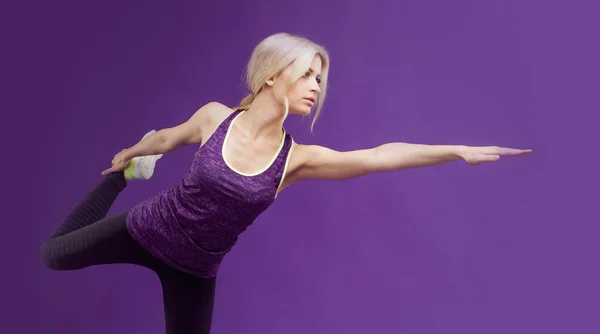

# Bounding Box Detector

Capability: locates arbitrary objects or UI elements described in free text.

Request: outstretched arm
[291,142,532,181]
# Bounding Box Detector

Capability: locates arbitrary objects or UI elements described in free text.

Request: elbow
[152,130,175,154]
[370,145,391,173]
[162,141,177,154]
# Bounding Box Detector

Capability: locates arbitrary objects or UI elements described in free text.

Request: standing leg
[158,267,218,334]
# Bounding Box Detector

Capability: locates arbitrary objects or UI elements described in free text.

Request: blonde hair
[235,32,330,132]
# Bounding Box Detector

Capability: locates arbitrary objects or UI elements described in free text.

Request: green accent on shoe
[124,160,136,180]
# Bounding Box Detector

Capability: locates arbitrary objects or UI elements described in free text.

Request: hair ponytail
[235,93,255,110]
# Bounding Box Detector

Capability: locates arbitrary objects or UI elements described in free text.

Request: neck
[237,92,287,140]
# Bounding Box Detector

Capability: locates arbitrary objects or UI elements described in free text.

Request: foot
[123,130,163,180]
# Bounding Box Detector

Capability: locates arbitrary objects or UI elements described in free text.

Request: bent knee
[40,240,69,271]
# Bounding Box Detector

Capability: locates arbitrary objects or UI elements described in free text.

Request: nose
[311,79,321,93]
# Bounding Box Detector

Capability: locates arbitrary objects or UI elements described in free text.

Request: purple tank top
[126,109,294,277]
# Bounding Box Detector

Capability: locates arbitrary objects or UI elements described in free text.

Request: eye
[303,70,321,84]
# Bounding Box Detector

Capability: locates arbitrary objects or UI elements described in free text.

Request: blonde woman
[41,32,531,333]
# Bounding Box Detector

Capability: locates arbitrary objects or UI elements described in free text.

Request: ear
[266,68,286,87]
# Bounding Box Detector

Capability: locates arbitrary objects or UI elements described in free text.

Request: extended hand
[459,146,532,165]
[101,149,131,175]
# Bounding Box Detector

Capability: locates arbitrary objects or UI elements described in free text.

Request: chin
[290,106,312,116]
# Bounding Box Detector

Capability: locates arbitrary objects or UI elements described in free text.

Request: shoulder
[203,101,236,119]
[289,143,335,164]
[192,101,235,125]
[284,142,330,178]
[184,101,237,136]
[283,142,357,186]
[158,101,236,147]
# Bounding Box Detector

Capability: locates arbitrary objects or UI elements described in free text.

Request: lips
[304,97,316,103]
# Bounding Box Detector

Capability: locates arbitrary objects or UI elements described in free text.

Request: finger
[508,148,532,156]
[101,167,115,175]
[495,147,532,156]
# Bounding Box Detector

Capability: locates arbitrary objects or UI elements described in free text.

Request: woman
[41,32,531,334]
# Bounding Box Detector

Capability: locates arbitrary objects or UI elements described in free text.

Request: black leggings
[40,172,217,334]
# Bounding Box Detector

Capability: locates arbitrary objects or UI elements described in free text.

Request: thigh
[42,212,164,271]
[158,268,217,334]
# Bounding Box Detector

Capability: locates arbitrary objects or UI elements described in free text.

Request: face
[268,55,323,116]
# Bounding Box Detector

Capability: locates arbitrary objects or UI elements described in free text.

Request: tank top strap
[281,133,294,157]
[220,109,243,131]
[269,132,294,177]
[210,109,243,145]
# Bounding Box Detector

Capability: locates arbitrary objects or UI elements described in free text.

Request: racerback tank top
[126,109,295,277]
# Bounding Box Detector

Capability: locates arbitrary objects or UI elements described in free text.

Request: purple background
[4,0,598,333]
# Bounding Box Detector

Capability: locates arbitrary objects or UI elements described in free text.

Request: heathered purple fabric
[126,109,294,277]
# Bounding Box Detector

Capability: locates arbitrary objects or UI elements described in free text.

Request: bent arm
[292,142,465,181]
[122,102,219,160]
